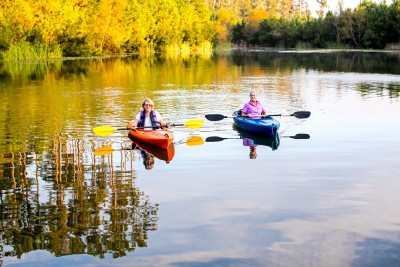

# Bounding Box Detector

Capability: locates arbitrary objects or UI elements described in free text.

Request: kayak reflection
[205,129,280,158]
[237,128,280,151]
[128,133,175,169]
[206,129,310,158]
[240,129,279,159]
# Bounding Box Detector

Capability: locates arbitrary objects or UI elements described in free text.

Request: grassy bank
[1,42,63,61]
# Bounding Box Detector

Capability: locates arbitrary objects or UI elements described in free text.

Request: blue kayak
[233,110,280,137]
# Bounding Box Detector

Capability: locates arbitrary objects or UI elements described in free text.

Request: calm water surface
[1,51,400,267]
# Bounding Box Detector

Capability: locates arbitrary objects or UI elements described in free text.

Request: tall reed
[1,42,63,61]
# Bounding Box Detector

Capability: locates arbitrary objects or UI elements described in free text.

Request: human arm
[156,111,170,128]
[242,111,253,118]
[130,113,141,129]
[158,118,171,128]
[242,109,255,118]
[130,119,139,129]
[261,106,267,116]
[241,103,252,117]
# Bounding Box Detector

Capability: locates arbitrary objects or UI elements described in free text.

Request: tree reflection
[0,137,158,259]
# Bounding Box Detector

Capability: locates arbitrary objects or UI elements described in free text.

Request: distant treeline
[232,0,400,50]
[0,0,399,61]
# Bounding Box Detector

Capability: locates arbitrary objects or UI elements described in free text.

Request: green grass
[1,42,63,61]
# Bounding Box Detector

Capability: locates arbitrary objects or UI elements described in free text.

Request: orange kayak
[128,134,175,162]
[127,122,174,149]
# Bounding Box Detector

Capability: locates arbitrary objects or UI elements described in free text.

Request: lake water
[1,50,400,267]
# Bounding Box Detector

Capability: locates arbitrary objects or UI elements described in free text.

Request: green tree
[231,20,246,45]
[258,18,286,47]
[324,11,342,46]
[361,1,395,48]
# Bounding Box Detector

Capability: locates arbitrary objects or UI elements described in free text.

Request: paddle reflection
[205,132,280,158]
[206,129,311,158]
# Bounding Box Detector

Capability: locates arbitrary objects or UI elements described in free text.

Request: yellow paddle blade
[93,126,117,136]
[185,135,204,146]
[184,119,204,129]
[94,146,114,156]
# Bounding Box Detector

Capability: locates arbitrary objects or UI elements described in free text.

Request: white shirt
[136,110,162,127]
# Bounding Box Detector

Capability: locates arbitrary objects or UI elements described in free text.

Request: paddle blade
[184,119,204,129]
[186,135,204,146]
[94,146,114,156]
[93,126,117,136]
[291,133,310,139]
[291,111,311,119]
[205,114,226,121]
[205,136,226,142]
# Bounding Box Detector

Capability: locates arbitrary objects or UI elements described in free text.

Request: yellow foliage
[247,9,271,26]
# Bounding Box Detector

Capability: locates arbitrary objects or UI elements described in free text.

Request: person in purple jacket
[241,91,268,118]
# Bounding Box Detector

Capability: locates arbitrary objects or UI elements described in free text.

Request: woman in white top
[130,98,170,129]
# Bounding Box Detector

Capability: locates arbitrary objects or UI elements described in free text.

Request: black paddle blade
[205,136,226,142]
[291,133,310,139]
[205,114,227,121]
[291,111,311,119]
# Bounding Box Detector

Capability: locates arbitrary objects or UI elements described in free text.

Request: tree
[231,20,246,45]
[324,11,342,46]
[83,0,131,54]
[212,7,236,45]
[0,0,36,43]
[362,1,391,48]
[179,0,214,49]
[258,18,287,47]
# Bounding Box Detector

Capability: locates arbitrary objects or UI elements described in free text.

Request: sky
[307,0,387,16]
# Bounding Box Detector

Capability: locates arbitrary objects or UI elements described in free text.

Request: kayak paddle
[281,133,310,139]
[205,136,238,142]
[205,111,311,121]
[185,135,204,146]
[205,133,310,142]
[93,119,204,137]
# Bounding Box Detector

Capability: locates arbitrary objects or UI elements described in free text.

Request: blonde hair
[141,98,155,110]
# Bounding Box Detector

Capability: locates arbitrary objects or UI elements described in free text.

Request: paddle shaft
[118,123,185,131]
[206,133,309,142]
[205,111,311,121]
[116,127,158,131]
[93,118,204,137]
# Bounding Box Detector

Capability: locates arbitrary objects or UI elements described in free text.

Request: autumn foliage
[0,0,399,61]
